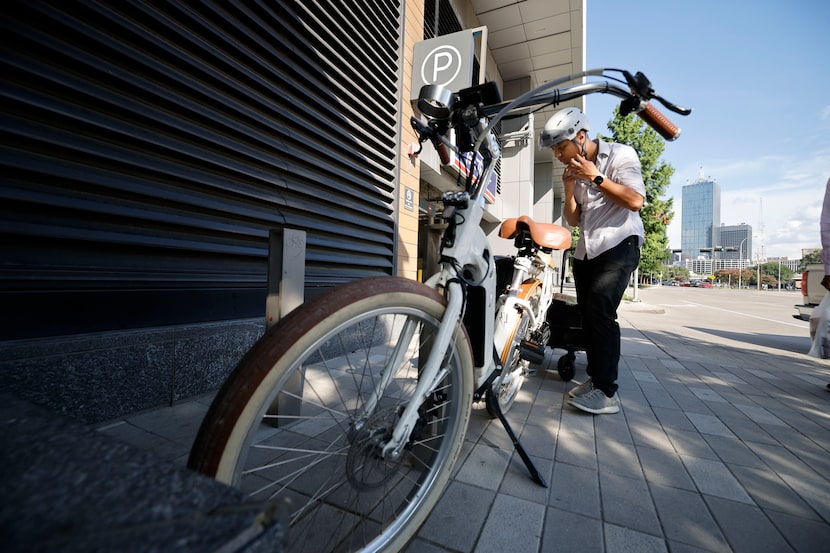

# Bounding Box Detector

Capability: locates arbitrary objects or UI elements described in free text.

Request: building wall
[397,0,424,279]
[0,1,406,423]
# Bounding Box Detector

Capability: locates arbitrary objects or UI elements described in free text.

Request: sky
[584,0,830,260]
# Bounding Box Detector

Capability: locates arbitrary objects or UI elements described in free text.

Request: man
[540,107,645,414]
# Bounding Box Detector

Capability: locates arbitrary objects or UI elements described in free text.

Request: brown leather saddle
[498,215,571,251]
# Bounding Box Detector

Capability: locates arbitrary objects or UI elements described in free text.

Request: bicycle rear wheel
[188,277,474,553]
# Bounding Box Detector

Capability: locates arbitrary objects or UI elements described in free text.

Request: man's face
[551,130,584,163]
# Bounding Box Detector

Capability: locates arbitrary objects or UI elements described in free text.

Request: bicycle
[188,68,690,553]
[488,214,572,417]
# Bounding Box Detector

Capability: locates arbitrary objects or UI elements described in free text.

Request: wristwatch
[590,174,605,188]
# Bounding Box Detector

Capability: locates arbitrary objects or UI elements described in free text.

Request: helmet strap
[572,134,587,158]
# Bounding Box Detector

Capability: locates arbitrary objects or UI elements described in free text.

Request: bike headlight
[417,84,455,121]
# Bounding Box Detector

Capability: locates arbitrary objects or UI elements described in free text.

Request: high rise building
[681,174,721,261]
[715,223,753,272]
[719,224,752,261]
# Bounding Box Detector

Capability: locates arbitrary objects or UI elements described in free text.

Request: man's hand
[568,154,600,182]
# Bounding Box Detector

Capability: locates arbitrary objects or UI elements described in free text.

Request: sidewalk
[46,298,830,552]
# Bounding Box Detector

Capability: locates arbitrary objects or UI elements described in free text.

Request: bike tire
[188,276,474,553]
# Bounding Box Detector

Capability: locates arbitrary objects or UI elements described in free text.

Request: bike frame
[497,248,558,345]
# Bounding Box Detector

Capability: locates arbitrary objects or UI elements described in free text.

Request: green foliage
[598,107,675,278]
[800,249,822,270]
[663,264,690,282]
[718,263,794,288]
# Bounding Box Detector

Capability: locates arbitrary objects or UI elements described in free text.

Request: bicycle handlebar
[411,68,692,200]
[637,101,680,141]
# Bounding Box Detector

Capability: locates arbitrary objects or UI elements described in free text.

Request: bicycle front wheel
[188,276,474,553]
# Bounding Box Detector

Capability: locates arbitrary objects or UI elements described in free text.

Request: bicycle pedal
[519,340,545,364]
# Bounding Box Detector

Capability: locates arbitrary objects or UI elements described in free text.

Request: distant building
[719,223,752,263]
[681,173,721,261]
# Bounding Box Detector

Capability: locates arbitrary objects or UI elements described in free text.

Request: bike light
[418,84,455,120]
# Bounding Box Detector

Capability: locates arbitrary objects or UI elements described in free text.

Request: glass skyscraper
[719,224,753,261]
[681,178,721,261]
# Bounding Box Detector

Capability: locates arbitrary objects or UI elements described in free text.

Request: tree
[800,249,822,270]
[663,264,689,282]
[598,107,675,280]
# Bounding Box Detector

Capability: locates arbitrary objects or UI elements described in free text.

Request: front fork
[377,279,465,460]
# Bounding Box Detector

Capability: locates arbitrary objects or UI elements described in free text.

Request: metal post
[266,228,306,328]
[266,228,306,426]
[738,238,747,290]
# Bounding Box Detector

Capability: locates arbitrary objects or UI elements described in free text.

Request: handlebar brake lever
[623,70,692,117]
[653,94,693,116]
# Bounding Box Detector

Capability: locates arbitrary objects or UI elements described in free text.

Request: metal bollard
[265,228,306,425]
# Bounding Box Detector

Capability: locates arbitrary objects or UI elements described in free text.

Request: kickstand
[491,396,548,488]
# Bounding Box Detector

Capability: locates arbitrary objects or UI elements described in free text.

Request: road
[619,285,814,361]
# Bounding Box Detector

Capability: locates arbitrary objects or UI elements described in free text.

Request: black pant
[571,236,640,397]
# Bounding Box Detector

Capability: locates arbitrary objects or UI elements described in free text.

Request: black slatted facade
[0,0,403,340]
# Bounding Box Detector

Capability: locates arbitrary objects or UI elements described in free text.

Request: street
[620,285,815,362]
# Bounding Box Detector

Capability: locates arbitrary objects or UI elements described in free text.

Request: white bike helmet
[539,107,590,148]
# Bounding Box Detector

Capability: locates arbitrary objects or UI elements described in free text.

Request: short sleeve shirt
[573,140,646,260]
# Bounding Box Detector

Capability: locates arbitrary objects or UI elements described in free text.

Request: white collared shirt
[573,140,646,260]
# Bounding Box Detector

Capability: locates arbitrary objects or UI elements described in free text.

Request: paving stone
[689,386,728,403]
[664,428,719,460]
[729,465,822,520]
[778,473,830,523]
[681,456,754,504]
[541,507,602,552]
[604,523,667,553]
[455,442,512,491]
[701,434,766,468]
[555,426,598,470]
[765,509,830,553]
[745,441,824,483]
[685,412,737,438]
[704,496,796,553]
[649,483,729,552]
[474,494,545,553]
[651,406,698,432]
[548,463,600,519]
[596,438,642,480]
[518,420,558,460]
[637,445,696,491]
[595,410,635,445]
[629,417,675,451]
[732,403,788,427]
[600,471,662,536]
[499,453,551,505]
[417,481,495,553]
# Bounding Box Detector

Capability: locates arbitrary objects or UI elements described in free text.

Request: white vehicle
[794,263,827,321]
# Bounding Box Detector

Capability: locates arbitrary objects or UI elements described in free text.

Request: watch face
[593,175,604,185]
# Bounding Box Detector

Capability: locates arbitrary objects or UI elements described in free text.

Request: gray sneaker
[567,378,593,398]
[568,387,619,414]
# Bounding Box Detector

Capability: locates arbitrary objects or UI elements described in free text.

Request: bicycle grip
[637,102,681,141]
[437,142,451,165]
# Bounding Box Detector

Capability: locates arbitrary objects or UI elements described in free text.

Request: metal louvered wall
[0,0,403,340]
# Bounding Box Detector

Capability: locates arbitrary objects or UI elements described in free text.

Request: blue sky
[584,0,830,260]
